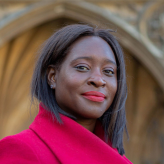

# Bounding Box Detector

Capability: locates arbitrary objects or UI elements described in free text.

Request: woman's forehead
[66,36,116,63]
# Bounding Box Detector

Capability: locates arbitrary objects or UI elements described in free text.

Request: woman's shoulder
[0,129,59,164]
[0,129,41,164]
[0,129,41,151]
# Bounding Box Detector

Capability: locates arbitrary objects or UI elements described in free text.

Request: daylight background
[0,0,164,163]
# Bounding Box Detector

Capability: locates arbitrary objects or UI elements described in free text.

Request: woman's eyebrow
[70,56,92,64]
[104,59,117,66]
[71,56,117,66]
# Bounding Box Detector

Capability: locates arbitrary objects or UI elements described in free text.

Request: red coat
[0,104,132,164]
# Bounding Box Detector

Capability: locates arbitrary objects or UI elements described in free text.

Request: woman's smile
[81,91,106,102]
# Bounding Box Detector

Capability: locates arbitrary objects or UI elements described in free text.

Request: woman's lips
[82,91,106,102]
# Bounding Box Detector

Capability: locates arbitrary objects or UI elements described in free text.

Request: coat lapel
[30,104,131,164]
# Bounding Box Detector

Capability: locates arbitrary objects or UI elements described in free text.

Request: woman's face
[48,36,117,121]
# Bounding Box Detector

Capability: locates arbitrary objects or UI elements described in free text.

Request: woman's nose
[87,72,106,88]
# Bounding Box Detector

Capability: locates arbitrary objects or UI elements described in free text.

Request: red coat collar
[29,103,132,164]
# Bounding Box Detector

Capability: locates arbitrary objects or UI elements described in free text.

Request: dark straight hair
[31,24,128,155]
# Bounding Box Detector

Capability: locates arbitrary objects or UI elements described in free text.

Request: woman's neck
[76,118,97,132]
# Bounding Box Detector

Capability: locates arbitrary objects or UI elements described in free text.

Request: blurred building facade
[0,0,164,163]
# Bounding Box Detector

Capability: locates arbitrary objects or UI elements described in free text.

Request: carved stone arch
[0,1,164,91]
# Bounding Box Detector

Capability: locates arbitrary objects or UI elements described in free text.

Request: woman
[0,24,132,164]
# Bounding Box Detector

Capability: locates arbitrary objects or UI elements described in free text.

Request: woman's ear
[47,66,57,89]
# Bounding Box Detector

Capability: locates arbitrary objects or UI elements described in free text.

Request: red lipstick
[82,91,106,102]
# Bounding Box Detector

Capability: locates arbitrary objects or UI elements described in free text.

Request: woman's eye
[75,66,89,71]
[103,69,114,75]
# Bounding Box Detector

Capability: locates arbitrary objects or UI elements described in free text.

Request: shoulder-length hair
[31,24,128,155]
